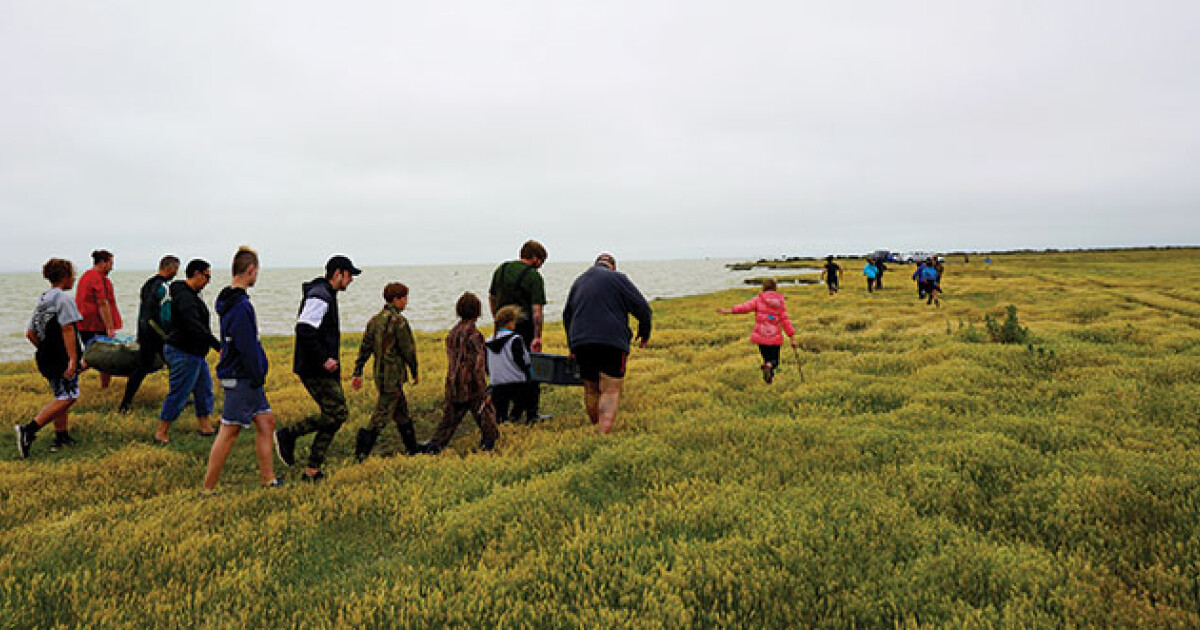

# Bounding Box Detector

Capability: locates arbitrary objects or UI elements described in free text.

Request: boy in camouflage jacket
[351,282,423,459]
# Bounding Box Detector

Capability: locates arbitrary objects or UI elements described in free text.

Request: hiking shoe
[264,477,284,488]
[273,429,296,467]
[51,433,78,451]
[300,470,325,483]
[15,425,34,459]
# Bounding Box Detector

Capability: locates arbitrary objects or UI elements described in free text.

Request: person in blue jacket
[203,247,280,491]
[862,260,878,293]
[918,259,941,306]
[912,261,929,300]
[562,252,652,435]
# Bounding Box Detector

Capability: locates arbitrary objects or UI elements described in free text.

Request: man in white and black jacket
[273,255,360,482]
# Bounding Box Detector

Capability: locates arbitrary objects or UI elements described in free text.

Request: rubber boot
[397,422,422,456]
[354,428,380,462]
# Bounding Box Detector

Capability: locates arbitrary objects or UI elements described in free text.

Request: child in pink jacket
[717,278,797,384]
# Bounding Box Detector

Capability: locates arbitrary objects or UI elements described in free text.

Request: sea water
[0,259,803,363]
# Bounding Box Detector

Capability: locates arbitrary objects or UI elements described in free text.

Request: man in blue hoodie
[203,247,279,490]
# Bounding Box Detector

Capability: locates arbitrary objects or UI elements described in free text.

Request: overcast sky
[1,0,1197,271]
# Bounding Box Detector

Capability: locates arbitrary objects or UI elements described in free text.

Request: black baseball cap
[325,255,362,276]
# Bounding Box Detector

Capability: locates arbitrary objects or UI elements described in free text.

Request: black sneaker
[264,477,284,488]
[300,470,325,483]
[420,441,442,455]
[15,425,34,459]
[273,429,296,467]
[50,433,77,452]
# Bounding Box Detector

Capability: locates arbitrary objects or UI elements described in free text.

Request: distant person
[16,259,86,458]
[862,260,878,293]
[119,255,180,412]
[203,247,281,490]
[273,255,360,482]
[562,253,652,435]
[912,261,929,300]
[157,259,221,443]
[350,282,423,461]
[488,240,549,421]
[873,258,888,290]
[423,292,499,453]
[717,278,797,384]
[76,249,122,388]
[819,256,842,295]
[918,259,941,306]
[486,305,536,424]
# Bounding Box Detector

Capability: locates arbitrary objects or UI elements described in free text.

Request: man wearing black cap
[274,255,360,482]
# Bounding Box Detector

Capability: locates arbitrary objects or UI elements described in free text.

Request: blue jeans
[159,345,214,422]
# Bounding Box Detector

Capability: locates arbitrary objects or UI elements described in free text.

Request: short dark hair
[185,259,210,278]
[520,240,547,261]
[456,292,482,320]
[383,282,409,302]
[232,246,258,276]
[91,249,113,264]
[43,258,74,285]
[159,255,181,271]
[762,278,778,291]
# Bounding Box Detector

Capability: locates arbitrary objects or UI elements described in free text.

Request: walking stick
[791,343,805,383]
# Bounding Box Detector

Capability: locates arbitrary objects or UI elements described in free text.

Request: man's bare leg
[253,413,277,485]
[596,374,624,434]
[203,424,241,490]
[584,381,601,424]
[35,399,74,428]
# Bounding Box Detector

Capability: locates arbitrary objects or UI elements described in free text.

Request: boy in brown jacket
[423,292,499,453]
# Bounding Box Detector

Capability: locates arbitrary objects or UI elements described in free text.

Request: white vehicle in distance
[897,251,936,263]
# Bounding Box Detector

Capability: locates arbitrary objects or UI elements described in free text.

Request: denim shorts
[47,375,80,401]
[220,379,271,428]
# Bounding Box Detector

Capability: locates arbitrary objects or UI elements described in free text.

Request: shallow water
[0,259,801,363]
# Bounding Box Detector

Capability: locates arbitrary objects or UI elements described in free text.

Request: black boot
[397,422,422,456]
[354,428,380,462]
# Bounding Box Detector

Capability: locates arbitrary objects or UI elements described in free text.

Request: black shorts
[572,344,628,381]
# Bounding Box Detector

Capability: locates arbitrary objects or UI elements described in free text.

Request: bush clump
[985,305,1030,344]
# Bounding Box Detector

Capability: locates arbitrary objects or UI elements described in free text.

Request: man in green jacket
[351,282,422,460]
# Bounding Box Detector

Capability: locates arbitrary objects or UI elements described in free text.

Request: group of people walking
[817,254,946,304]
[16,241,656,492]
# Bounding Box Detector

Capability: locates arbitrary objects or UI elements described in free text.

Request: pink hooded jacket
[730,291,795,345]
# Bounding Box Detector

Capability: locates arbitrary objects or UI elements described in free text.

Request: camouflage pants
[429,397,499,447]
[369,387,412,432]
[286,375,349,468]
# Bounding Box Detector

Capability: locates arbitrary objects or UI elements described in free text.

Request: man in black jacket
[156,259,220,443]
[119,255,179,412]
[563,252,652,435]
[274,255,360,482]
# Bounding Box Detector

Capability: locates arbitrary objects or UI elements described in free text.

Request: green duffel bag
[82,339,165,377]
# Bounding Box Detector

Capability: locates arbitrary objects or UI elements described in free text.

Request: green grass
[1,248,1199,626]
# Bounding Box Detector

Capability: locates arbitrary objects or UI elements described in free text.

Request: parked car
[897,251,935,264]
